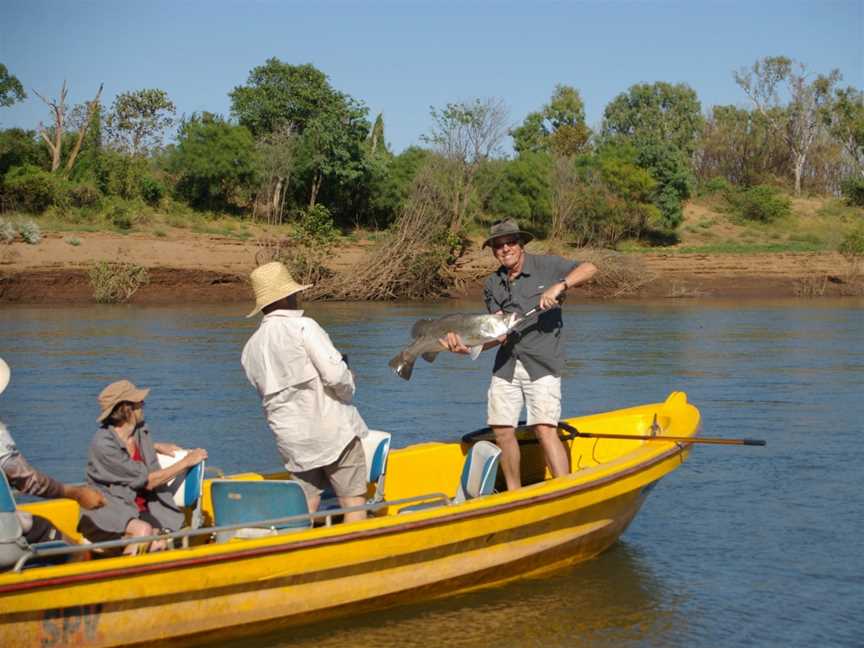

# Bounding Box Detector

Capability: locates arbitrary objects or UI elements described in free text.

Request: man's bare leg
[338,495,367,523]
[534,424,570,477]
[492,425,521,490]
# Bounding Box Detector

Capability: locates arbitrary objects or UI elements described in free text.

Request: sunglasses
[492,237,521,250]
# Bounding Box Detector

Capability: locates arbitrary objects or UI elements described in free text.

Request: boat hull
[0,393,698,647]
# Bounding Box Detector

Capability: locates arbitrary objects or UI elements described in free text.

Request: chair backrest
[0,471,26,569]
[454,441,501,503]
[157,451,206,528]
[210,480,311,532]
[361,430,391,502]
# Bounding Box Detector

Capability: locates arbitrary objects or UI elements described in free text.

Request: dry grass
[538,242,657,297]
[88,261,150,303]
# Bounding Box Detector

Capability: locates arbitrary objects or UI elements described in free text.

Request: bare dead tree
[34,81,103,173]
[33,81,68,172]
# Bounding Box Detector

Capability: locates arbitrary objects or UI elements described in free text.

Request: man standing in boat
[241,262,369,523]
[442,219,597,490]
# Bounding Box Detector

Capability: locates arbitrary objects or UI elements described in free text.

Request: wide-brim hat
[0,357,9,396]
[246,261,312,318]
[482,219,534,249]
[97,379,150,422]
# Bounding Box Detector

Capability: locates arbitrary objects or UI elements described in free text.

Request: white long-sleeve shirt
[240,310,368,472]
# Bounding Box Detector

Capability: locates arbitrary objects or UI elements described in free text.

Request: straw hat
[246,262,312,318]
[0,357,9,396]
[97,379,150,422]
[482,219,534,249]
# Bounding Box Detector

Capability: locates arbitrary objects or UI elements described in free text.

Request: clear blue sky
[2,0,861,154]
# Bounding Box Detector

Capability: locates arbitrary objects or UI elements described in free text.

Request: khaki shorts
[487,361,561,427]
[292,437,367,500]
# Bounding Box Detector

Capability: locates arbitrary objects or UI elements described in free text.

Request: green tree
[734,56,841,194]
[0,129,48,177]
[0,64,26,108]
[824,86,864,175]
[511,85,591,156]
[230,58,371,212]
[696,104,790,186]
[169,113,258,210]
[602,82,703,155]
[105,88,176,155]
[481,152,552,229]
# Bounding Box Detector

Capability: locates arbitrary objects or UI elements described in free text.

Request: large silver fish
[388,311,525,381]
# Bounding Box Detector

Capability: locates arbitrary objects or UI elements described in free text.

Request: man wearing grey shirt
[443,220,597,490]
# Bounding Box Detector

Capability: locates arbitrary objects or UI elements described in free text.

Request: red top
[130,442,148,513]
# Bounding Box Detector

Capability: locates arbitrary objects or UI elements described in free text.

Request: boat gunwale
[0,440,688,595]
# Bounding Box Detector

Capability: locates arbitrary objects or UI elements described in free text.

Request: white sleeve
[301,319,355,402]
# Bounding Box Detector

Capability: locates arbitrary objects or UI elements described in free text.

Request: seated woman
[78,380,207,554]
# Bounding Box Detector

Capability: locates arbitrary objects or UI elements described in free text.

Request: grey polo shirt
[483,253,578,381]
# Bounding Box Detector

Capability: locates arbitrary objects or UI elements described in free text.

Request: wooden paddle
[557,421,766,446]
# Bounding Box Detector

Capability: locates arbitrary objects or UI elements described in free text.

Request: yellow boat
[0,392,700,647]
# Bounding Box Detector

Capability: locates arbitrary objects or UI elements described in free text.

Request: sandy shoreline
[1,231,861,304]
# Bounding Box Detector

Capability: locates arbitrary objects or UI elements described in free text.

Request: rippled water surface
[2,299,862,647]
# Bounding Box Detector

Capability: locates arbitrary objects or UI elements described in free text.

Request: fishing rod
[557,421,767,447]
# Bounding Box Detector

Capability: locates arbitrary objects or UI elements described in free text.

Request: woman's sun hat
[0,357,9,396]
[246,262,312,318]
[97,379,150,422]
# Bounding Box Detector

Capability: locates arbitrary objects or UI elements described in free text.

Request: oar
[557,421,766,446]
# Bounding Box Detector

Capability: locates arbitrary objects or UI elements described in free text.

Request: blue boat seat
[210,479,311,542]
[320,430,392,511]
[157,451,206,531]
[401,440,501,514]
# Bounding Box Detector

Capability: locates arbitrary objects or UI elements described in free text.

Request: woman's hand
[184,448,208,467]
[154,442,183,456]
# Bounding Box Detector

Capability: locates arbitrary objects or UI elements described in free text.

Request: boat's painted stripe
[0,444,685,594]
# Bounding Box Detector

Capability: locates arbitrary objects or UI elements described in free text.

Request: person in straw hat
[78,379,207,554]
[441,219,597,491]
[241,262,369,524]
[0,357,105,553]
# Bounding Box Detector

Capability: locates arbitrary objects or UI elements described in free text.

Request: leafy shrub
[140,176,165,206]
[69,182,101,208]
[17,219,42,244]
[98,151,149,199]
[2,165,67,213]
[108,203,134,231]
[700,177,733,196]
[0,217,15,243]
[88,261,149,303]
[294,204,338,244]
[731,185,791,222]
[839,228,864,258]
[840,177,864,207]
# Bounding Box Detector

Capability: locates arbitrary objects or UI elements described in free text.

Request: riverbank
[1,228,861,304]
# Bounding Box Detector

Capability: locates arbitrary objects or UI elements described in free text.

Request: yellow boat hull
[0,392,699,647]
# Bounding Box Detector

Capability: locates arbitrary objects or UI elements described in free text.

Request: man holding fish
[441,219,597,490]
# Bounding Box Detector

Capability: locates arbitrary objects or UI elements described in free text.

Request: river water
[1,299,862,647]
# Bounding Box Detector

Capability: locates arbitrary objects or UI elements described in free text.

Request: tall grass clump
[88,261,149,303]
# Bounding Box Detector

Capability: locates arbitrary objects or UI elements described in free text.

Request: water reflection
[224,543,678,648]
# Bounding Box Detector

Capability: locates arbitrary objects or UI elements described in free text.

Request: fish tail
[388,351,415,381]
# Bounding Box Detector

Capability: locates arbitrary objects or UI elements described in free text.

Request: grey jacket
[79,424,183,536]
